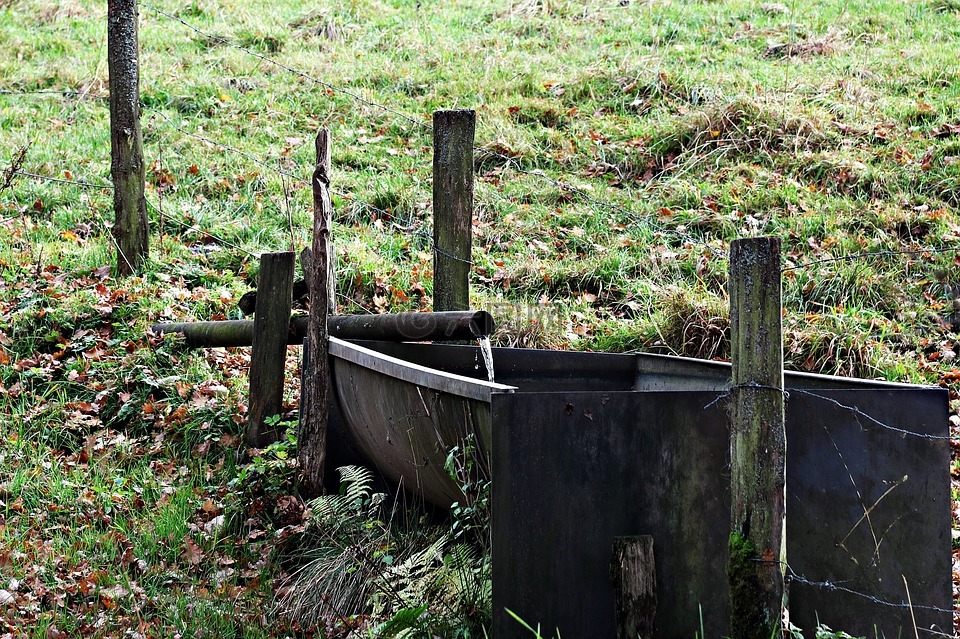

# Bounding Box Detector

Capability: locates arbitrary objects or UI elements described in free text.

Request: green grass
[2,0,960,635]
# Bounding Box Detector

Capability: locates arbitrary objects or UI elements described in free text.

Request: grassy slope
[1,0,959,635]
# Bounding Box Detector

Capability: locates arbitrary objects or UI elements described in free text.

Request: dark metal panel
[351,340,639,392]
[492,391,732,639]
[492,388,950,639]
[632,351,928,392]
[786,389,952,636]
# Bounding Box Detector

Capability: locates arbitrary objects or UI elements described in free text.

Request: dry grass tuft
[784,315,892,379]
[647,97,835,177]
[649,288,730,360]
[929,0,960,12]
[763,31,845,59]
[491,310,568,350]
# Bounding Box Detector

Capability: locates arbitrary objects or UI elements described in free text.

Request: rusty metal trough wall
[327,341,952,637]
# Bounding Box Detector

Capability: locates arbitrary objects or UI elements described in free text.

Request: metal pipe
[150,310,495,348]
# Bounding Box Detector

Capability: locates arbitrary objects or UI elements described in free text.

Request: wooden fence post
[299,128,334,496]
[611,536,657,639]
[247,251,295,447]
[727,236,786,638]
[107,0,149,275]
[432,109,475,312]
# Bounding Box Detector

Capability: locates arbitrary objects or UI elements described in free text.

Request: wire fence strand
[784,246,960,272]
[704,383,954,441]
[786,564,955,616]
[13,170,113,190]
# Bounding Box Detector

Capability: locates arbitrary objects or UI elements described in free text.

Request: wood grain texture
[432,110,475,312]
[299,128,333,496]
[247,252,295,447]
[611,536,656,639]
[728,236,785,638]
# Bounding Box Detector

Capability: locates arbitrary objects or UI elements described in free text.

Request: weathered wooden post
[727,236,786,638]
[107,0,149,275]
[432,109,475,312]
[611,536,657,639]
[299,128,335,496]
[247,252,295,447]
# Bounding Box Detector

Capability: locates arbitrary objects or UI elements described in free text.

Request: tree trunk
[107,0,148,275]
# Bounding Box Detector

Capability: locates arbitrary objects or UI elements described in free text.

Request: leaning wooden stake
[107,0,149,275]
[432,109,475,312]
[611,536,657,639]
[299,128,334,496]
[247,252,295,447]
[727,236,786,639]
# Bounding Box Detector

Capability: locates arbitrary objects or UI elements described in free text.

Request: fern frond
[367,605,429,638]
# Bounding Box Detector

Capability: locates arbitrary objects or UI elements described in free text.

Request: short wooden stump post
[611,535,657,639]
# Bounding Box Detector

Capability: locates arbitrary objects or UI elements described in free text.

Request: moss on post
[727,532,776,639]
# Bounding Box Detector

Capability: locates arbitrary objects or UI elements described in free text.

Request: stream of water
[477,336,495,383]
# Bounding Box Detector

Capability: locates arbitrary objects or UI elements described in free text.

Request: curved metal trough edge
[328,336,517,402]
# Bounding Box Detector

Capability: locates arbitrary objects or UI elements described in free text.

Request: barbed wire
[716,382,957,616]
[7,129,960,285]
[476,146,728,257]
[147,110,305,183]
[791,388,954,441]
[785,564,954,616]
[139,2,729,259]
[337,291,375,315]
[5,108,469,268]
[12,170,113,190]
[704,383,954,441]
[6,11,959,281]
[5,6,956,277]
[3,44,723,263]
[4,167,261,258]
[783,246,960,272]
[0,89,107,100]
[142,197,255,257]
[143,110,413,225]
[144,110,475,265]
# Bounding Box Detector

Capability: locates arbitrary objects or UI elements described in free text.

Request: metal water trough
[328,339,951,638]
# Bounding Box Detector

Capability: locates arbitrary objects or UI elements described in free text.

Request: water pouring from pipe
[478,335,495,383]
